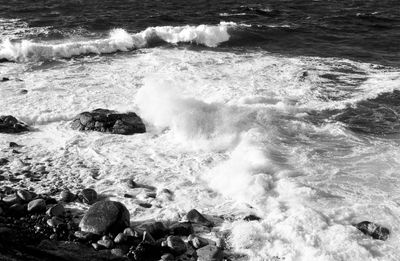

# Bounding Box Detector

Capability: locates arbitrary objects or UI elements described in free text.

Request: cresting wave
[0,22,236,62]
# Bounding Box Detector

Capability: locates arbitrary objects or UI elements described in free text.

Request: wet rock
[128,242,161,261]
[196,245,223,261]
[71,108,146,135]
[127,179,138,188]
[355,221,390,240]
[166,235,187,256]
[169,222,193,236]
[60,189,75,202]
[17,189,33,202]
[47,216,64,227]
[79,188,98,204]
[123,227,137,237]
[1,77,9,82]
[0,115,29,133]
[9,203,26,216]
[46,203,65,217]
[161,253,174,260]
[0,158,9,166]
[139,221,168,239]
[186,209,213,227]
[114,232,127,244]
[188,235,209,249]
[27,199,46,213]
[79,201,130,235]
[3,194,21,205]
[111,247,129,257]
[98,236,114,249]
[9,142,21,148]
[243,214,261,221]
[139,202,152,208]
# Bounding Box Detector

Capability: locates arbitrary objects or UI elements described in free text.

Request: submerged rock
[355,221,390,240]
[71,109,146,135]
[0,115,29,133]
[79,201,130,235]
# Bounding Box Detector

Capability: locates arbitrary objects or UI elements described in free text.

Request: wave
[0,22,236,62]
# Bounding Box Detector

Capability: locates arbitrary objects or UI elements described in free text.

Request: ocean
[1,0,400,260]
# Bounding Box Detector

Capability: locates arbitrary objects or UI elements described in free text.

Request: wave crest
[0,22,236,62]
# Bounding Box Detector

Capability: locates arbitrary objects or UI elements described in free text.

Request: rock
[16,189,33,202]
[169,222,193,236]
[79,188,98,204]
[9,142,21,148]
[161,253,174,261]
[139,202,152,208]
[1,77,10,82]
[196,245,223,261]
[111,247,129,257]
[79,201,130,235]
[114,232,127,244]
[74,230,96,241]
[243,214,261,221]
[19,89,28,94]
[71,108,146,135]
[98,237,114,249]
[27,199,46,213]
[143,231,155,243]
[47,216,64,227]
[355,221,390,240]
[8,203,26,216]
[138,221,168,239]
[189,235,209,249]
[166,236,187,256]
[0,115,29,133]
[123,227,137,237]
[186,209,213,227]
[0,158,9,166]
[127,179,138,188]
[128,242,161,261]
[60,189,75,202]
[3,194,21,205]
[46,204,65,217]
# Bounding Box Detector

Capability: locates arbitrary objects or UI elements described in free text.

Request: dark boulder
[71,109,146,135]
[243,214,261,221]
[186,209,213,227]
[78,188,98,204]
[79,201,130,235]
[127,242,162,261]
[0,115,29,133]
[355,221,390,240]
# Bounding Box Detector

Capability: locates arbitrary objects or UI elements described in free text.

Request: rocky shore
[0,113,391,260]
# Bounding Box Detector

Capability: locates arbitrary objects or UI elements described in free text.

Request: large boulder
[0,115,29,133]
[71,109,146,135]
[79,201,130,235]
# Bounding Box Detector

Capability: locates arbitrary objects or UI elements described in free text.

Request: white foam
[0,22,235,62]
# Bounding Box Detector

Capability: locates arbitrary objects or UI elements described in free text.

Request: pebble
[17,189,33,202]
[60,190,75,202]
[79,188,97,204]
[46,204,65,217]
[114,232,127,244]
[166,235,187,255]
[27,199,46,213]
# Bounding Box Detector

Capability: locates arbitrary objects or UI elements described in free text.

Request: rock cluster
[0,184,226,261]
[70,109,146,135]
[0,115,29,133]
[355,221,390,241]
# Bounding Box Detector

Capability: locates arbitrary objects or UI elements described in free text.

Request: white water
[1,43,400,260]
[0,22,235,62]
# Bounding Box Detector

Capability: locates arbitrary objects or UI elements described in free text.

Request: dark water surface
[1,0,399,66]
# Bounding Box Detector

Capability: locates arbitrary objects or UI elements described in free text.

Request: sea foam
[0,22,235,62]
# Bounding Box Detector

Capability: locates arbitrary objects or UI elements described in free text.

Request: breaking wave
[0,22,236,62]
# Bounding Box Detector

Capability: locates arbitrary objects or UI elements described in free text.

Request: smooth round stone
[46,204,65,217]
[79,201,130,235]
[46,217,64,227]
[60,190,75,202]
[27,199,46,213]
[166,235,187,255]
[3,194,20,205]
[79,188,97,204]
[16,190,33,202]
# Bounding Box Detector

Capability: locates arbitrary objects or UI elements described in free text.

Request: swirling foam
[0,22,235,62]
